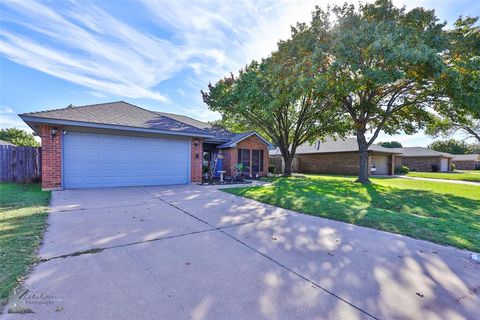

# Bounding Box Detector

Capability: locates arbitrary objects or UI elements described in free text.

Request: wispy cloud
[0,106,14,113]
[0,0,473,123]
[0,0,178,102]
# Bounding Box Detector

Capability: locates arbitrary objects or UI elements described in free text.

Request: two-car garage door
[63,132,190,189]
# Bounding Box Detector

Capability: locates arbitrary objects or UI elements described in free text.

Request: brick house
[391,147,453,172]
[269,138,401,176]
[19,101,272,190]
[451,154,480,170]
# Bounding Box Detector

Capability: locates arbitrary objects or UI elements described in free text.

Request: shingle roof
[153,111,236,141]
[269,137,400,156]
[154,111,212,129]
[390,147,453,158]
[19,101,272,146]
[217,131,261,148]
[451,154,480,161]
[20,101,209,136]
[0,139,15,146]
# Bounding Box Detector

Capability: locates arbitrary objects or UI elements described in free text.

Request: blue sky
[1,0,479,146]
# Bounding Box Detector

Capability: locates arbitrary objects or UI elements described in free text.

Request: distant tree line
[428,139,480,155]
[0,128,39,147]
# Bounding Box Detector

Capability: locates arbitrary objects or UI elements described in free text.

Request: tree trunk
[356,130,371,184]
[282,156,292,177]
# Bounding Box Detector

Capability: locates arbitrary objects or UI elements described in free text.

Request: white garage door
[63,132,190,189]
[440,158,449,172]
[370,155,389,175]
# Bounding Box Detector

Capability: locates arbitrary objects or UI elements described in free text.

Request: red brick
[39,125,62,190]
[191,138,203,183]
[222,135,269,177]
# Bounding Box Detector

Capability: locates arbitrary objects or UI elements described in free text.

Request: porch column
[249,149,253,177]
[391,154,395,175]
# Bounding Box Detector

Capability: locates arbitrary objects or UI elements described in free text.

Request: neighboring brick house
[19,101,272,190]
[451,154,480,170]
[269,138,401,176]
[391,147,453,172]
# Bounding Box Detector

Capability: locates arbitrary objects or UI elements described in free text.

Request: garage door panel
[370,155,389,175]
[64,132,190,188]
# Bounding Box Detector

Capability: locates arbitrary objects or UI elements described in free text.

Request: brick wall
[39,125,62,190]
[298,152,361,175]
[401,157,441,172]
[452,160,477,170]
[191,138,203,182]
[222,135,269,177]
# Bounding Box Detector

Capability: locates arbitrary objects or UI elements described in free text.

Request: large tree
[303,0,448,183]
[202,29,344,176]
[0,128,40,147]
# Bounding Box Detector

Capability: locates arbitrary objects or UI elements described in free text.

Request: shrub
[451,163,456,171]
[431,164,439,172]
[395,166,409,175]
[269,165,275,174]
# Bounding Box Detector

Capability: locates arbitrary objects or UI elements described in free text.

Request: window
[238,149,250,168]
[252,149,264,172]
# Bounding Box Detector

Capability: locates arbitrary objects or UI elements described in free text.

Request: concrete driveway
[4,184,479,320]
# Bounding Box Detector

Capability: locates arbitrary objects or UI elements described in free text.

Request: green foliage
[379,141,403,148]
[0,128,40,147]
[428,139,471,154]
[395,165,409,174]
[469,143,480,154]
[428,16,480,142]
[234,163,249,176]
[202,165,209,175]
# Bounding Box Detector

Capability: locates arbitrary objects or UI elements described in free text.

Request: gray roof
[217,131,273,149]
[19,101,271,147]
[153,111,236,141]
[390,147,453,158]
[0,139,15,146]
[269,137,401,156]
[154,111,212,129]
[452,154,480,161]
[20,101,210,136]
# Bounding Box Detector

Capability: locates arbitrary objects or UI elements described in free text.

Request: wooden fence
[0,145,41,183]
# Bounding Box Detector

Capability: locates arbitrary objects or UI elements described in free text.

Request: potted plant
[234,163,249,180]
[202,165,210,181]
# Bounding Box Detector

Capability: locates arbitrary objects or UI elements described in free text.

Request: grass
[407,170,480,182]
[223,175,480,252]
[0,184,51,302]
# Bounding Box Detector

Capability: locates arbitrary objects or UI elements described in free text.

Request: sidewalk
[395,175,480,186]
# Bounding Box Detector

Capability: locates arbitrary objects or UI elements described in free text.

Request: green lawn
[407,170,480,182]
[223,175,480,252]
[0,184,51,302]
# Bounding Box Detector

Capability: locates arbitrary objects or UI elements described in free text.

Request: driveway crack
[145,187,379,320]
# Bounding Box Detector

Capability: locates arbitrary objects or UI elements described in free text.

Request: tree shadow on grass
[233,177,480,252]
